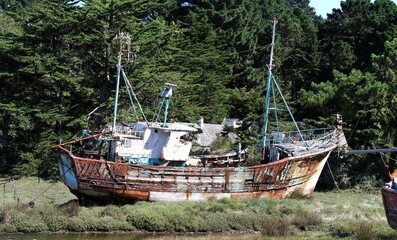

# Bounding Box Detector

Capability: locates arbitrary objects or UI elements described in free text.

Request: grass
[0,178,397,239]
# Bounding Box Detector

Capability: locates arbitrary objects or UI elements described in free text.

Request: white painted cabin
[106,122,197,165]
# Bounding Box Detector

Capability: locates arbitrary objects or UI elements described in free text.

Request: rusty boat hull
[382,186,397,229]
[55,143,335,202]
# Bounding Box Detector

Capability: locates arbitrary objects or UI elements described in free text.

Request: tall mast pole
[262,18,277,148]
[112,32,127,134]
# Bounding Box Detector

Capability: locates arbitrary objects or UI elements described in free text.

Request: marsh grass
[261,217,291,237]
[289,190,312,200]
[355,222,377,240]
[0,178,397,239]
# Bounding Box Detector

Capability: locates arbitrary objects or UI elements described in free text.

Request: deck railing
[259,128,335,146]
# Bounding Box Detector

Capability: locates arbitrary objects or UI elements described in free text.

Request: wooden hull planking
[56,144,334,202]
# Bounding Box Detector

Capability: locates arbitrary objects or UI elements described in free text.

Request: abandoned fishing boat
[381,158,397,230]
[382,175,397,230]
[345,149,397,230]
[52,21,346,202]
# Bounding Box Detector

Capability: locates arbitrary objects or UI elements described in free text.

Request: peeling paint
[54,142,335,202]
[382,187,397,229]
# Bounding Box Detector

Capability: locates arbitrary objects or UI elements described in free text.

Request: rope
[24,160,73,207]
[381,152,397,163]
[380,153,389,167]
[326,161,340,190]
[0,179,20,205]
[27,180,58,206]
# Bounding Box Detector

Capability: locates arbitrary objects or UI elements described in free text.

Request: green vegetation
[0,178,396,239]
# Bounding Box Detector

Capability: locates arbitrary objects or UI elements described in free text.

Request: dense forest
[1,0,397,189]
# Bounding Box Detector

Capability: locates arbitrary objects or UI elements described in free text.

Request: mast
[112,32,131,134]
[262,18,278,148]
[260,19,308,150]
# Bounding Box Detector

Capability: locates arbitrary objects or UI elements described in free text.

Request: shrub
[224,212,262,231]
[352,176,383,194]
[218,198,247,210]
[241,147,262,167]
[290,211,322,229]
[200,212,230,232]
[355,222,377,240]
[261,217,292,237]
[101,205,128,220]
[210,137,234,154]
[58,199,80,217]
[11,210,48,233]
[207,203,227,213]
[289,190,312,200]
[125,203,204,232]
[40,206,70,232]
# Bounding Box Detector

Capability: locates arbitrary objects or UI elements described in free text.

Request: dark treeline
[1,0,397,189]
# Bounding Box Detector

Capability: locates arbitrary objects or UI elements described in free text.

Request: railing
[258,128,335,147]
[113,124,145,139]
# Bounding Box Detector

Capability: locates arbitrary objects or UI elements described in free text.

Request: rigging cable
[380,153,389,167]
[326,161,340,191]
[24,161,73,207]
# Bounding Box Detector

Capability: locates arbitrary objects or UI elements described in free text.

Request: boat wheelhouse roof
[107,121,197,134]
[148,122,197,132]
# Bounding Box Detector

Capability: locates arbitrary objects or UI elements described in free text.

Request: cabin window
[124,139,131,148]
[180,134,190,141]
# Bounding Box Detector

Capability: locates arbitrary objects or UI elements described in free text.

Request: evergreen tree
[301,37,397,185]
[0,11,24,173]
[318,0,397,81]
[11,0,86,176]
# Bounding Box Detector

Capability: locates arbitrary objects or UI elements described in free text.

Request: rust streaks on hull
[74,158,128,180]
[55,146,332,201]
